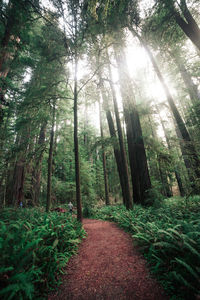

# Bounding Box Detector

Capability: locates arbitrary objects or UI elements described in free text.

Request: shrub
[0,208,85,299]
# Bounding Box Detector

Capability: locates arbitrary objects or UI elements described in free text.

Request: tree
[0,0,40,124]
[113,35,151,205]
[129,28,200,193]
[106,51,132,208]
[98,99,110,205]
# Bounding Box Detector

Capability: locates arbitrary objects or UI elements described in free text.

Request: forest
[0,0,200,299]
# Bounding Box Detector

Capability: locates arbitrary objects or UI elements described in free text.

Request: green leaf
[52,239,59,249]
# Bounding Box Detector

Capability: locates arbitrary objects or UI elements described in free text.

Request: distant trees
[0,0,200,215]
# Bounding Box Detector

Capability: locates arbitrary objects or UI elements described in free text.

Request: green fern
[174,258,199,280]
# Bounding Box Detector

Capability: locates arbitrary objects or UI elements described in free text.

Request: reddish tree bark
[98,100,110,205]
[114,41,151,205]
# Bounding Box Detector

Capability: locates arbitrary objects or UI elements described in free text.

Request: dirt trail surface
[49,219,168,300]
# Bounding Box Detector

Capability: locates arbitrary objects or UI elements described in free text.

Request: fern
[92,196,200,299]
[174,258,199,280]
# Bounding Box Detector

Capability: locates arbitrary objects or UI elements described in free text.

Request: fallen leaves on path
[49,219,168,300]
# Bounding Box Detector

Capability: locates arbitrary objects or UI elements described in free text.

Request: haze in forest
[0,0,200,299]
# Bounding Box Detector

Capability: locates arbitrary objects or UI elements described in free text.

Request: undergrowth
[0,207,85,300]
[92,196,200,300]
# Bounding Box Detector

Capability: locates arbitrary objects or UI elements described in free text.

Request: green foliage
[0,208,85,299]
[91,196,200,299]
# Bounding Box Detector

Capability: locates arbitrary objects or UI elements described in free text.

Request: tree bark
[114,42,151,205]
[131,28,200,192]
[74,54,82,222]
[173,2,200,51]
[105,106,126,206]
[32,122,47,205]
[12,123,32,207]
[155,105,185,197]
[12,158,26,206]
[107,56,132,209]
[46,101,55,212]
[169,50,200,105]
[148,114,172,197]
[98,99,110,205]
[96,48,129,207]
[99,82,128,206]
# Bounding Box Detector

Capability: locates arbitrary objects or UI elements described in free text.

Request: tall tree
[46,99,56,212]
[98,99,110,205]
[106,52,132,208]
[130,28,200,193]
[114,36,151,205]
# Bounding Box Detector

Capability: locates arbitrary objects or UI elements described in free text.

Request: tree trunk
[156,105,185,197]
[173,2,200,51]
[12,158,26,207]
[96,49,130,208]
[169,50,200,104]
[131,29,200,192]
[32,122,47,205]
[12,127,30,207]
[98,99,110,205]
[105,106,126,206]
[148,114,172,197]
[46,101,55,212]
[0,1,20,123]
[114,42,151,205]
[98,83,127,205]
[107,56,132,209]
[74,54,82,222]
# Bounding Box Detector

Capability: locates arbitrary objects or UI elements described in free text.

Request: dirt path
[49,219,168,300]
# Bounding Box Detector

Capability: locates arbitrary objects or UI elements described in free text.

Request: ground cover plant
[0,207,85,300]
[92,196,200,300]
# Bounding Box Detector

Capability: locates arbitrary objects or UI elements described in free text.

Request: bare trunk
[99,100,109,205]
[96,50,129,207]
[105,107,126,205]
[114,42,151,205]
[131,29,200,192]
[32,122,47,205]
[12,128,30,207]
[169,50,200,104]
[46,102,55,212]
[12,158,25,206]
[107,58,132,208]
[74,55,82,222]
[148,114,172,197]
[158,113,185,196]
[174,5,200,51]
[155,105,185,197]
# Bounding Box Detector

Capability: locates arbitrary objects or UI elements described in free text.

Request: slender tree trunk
[173,2,200,51]
[114,42,151,205]
[98,100,109,205]
[131,29,200,192]
[0,1,19,123]
[32,122,47,205]
[96,49,128,207]
[155,105,185,196]
[0,1,13,76]
[169,50,200,104]
[12,158,26,207]
[148,114,172,197]
[46,101,55,212]
[107,60,132,209]
[12,126,31,207]
[74,54,82,222]
[104,105,126,205]
[98,83,126,205]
